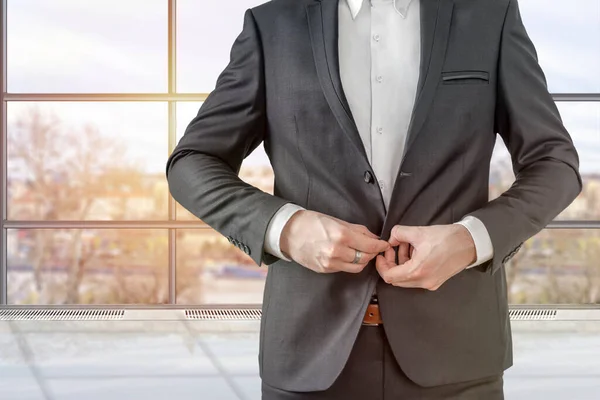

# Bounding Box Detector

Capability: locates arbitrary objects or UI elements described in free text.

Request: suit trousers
[261,323,504,400]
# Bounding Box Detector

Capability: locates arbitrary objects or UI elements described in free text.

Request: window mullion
[168,0,178,305]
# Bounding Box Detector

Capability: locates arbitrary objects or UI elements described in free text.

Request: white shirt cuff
[264,203,306,262]
[453,215,494,269]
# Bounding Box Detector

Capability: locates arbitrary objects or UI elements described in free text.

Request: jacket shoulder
[252,0,311,13]
[251,0,313,17]
[462,0,510,6]
[250,0,311,31]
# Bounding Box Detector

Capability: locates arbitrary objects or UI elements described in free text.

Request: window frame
[0,0,599,305]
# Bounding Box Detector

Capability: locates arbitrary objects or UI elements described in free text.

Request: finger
[381,258,423,284]
[398,242,410,264]
[331,245,379,264]
[376,245,398,274]
[386,279,425,289]
[375,254,395,278]
[331,261,370,274]
[384,246,396,264]
[344,230,390,254]
[349,224,380,239]
[388,225,420,247]
[330,218,377,238]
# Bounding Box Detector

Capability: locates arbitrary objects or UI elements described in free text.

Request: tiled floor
[1,319,599,400]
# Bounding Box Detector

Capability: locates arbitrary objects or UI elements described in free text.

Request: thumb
[388,225,419,247]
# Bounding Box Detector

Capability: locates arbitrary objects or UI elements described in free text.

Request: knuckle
[367,242,380,252]
[420,277,439,291]
[425,282,439,291]
[352,264,365,273]
[328,245,339,259]
[333,232,346,246]
[329,229,342,242]
[408,269,423,280]
[324,245,336,259]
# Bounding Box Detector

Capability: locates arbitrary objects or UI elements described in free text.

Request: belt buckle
[362,321,381,326]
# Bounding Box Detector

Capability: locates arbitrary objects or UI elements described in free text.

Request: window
[1,0,598,305]
[176,0,266,93]
[518,0,600,93]
[492,0,600,304]
[7,0,168,93]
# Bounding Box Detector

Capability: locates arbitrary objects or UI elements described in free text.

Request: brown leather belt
[362,294,383,326]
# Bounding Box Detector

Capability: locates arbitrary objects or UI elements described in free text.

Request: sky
[5,0,600,175]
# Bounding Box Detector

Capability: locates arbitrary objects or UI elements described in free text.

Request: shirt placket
[370,0,389,208]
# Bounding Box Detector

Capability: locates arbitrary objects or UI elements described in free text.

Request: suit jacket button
[364,171,374,184]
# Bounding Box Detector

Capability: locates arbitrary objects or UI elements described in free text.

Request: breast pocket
[441,70,489,85]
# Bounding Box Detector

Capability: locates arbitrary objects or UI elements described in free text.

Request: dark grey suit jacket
[166,0,582,392]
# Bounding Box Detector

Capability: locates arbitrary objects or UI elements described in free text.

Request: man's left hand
[375,224,477,291]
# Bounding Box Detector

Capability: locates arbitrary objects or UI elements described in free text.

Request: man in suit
[166,0,582,398]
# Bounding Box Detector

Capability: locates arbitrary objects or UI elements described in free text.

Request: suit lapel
[400,0,455,164]
[306,0,370,166]
[383,0,455,231]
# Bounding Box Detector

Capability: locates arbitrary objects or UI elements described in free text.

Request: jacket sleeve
[165,8,291,267]
[460,0,583,276]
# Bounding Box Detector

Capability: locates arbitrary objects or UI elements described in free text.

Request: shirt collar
[346,0,415,20]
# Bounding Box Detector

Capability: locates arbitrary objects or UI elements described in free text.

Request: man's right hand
[279,210,391,274]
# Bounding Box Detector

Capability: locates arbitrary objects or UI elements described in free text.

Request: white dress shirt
[264,0,494,271]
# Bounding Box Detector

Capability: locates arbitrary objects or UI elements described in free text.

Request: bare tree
[8,106,153,304]
[580,231,600,304]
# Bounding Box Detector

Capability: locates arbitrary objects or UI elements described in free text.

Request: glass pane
[7,229,169,305]
[174,102,273,220]
[519,0,600,93]
[509,229,600,305]
[7,0,168,93]
[176,229,265,305]
[177,0,267,93]
[491,102,600,220]
[7,102,169,220]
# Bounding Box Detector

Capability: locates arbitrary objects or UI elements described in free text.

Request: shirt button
[378,180,385,190]
[364,171,375,184]
[376,75,383,83]
[373,34,380,42]
[376,127,383,134]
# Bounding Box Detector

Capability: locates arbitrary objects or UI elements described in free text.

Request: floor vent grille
[0,308,562,321]
[509,309,557,321]
[0,309,125,321]
[185,308,262,320]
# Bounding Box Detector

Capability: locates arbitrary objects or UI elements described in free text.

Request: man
[166,0,582,398]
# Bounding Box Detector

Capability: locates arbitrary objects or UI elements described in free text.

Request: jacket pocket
[442,70,489,85]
